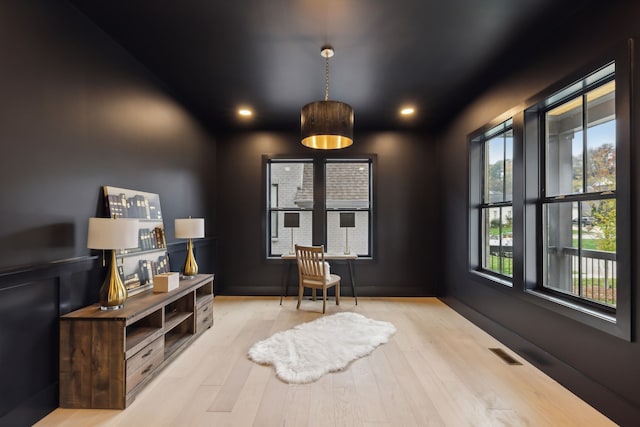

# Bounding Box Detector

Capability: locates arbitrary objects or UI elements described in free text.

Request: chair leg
[312,289,316,301]
[336,282,340,306]
[322,287,327,314]
[297,284,303,309]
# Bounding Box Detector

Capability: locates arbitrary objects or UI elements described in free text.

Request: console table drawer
[126,337,164,394]
[196,301,213,332]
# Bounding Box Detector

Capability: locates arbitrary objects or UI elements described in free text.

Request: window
[325,160,372,256]
[469,43,631,339]
[541,63,617,308]
[267,160,313,256]
[267,157,373,258]
[470,119,514,281]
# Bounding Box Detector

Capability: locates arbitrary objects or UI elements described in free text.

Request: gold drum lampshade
[175,217,205,278]
[87,217,139,310]
[300,45,354,150]
[301,100,354,149]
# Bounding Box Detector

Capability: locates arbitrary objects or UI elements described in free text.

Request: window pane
[544,202,576,293]
[586,81,616,192]
[326,163,369,209]
[483,206,512,276]
[270,162,313,209]
[589,199,616,253]
[326,211,369,255]
[270,211,278,238]
[483,126,512,203]
[544,201,616,307]
[485,137,504,202]
[270,211,313,255]
[546,97,583,196]
[504,129,513,201]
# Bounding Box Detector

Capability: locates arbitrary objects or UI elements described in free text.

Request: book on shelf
[124,272,141,289]
[153,226,166,248]
[139,259,155,285]
[157,255,169,274]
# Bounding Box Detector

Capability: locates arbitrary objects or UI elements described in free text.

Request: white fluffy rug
[247,312,396,383]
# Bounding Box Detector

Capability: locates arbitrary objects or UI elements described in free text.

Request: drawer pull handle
[142,364,153,375]
[202,317,209,323]
[202,306,209,312]
[141,348,153,358]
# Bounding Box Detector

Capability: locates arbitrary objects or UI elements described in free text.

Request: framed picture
[103,186,170,296]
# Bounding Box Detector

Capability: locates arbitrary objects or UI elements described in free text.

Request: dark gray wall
[216,131,440,297]
[439,2,640,424]
[0,1,217,425]
[0,0,217,270]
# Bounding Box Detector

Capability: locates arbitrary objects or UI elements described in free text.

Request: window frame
[524,43,632,340]
[324,158,373,257]
[469,118,515,285]
[266,158,314,258]
[467,39,632,340]
[265,155,375,260]
[539,65,617,311]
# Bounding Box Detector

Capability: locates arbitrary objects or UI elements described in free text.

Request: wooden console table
[59,273,214,409]
[280,253,357,305]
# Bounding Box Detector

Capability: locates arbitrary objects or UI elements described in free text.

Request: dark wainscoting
[167,237,217,284]
[0,238,216,426]
[0,257,99,427]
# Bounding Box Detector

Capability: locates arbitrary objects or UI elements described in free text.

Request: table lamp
[175,217,205,278]
[87,217,139,310]
[340,212,355,254]
[284,212,300,254]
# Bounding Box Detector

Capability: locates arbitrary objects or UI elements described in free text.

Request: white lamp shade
[175,218,205,239]
[87,217,139,250]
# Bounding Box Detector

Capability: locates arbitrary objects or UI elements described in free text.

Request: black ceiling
[68,0,595,132]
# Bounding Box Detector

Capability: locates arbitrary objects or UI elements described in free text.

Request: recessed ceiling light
[238,108,253,117]
[400,107,415,116]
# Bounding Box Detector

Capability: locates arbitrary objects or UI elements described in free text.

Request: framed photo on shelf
[103,186,170,296]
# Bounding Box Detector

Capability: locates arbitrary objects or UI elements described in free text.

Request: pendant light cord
[324,53,330,101]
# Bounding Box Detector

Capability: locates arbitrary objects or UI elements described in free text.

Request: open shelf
[164,330,192,358]
[125,308,163,355]
[164,314,195,358]
[165,310,193,332]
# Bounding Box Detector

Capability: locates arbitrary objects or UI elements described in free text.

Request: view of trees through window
[482,120,513,277]
[543,65,617,307]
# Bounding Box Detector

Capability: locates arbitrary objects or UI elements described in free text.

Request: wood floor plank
[207,318,274,412]
[37,297,615,427]
[367,344,422,426]
[350,357,390,425]
[250,372,291,426]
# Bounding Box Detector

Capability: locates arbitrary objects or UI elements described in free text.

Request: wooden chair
[295,245,340,314]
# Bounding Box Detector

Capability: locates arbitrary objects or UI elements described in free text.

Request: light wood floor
[37,296,615,426]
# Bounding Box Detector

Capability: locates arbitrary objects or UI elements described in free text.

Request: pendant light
[301,45,354,149]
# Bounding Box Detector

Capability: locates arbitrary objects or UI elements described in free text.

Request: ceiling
[68,0,595,133]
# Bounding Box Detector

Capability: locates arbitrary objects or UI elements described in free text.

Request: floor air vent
[489,348,522,365]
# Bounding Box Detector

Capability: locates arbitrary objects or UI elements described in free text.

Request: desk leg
[348,260,358,305]
[280,261,292,305]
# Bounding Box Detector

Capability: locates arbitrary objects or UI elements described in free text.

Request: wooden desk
[280,253,357,305]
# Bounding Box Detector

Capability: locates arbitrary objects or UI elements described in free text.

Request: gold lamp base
[182,238,199,278]
[99,250,127,310]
